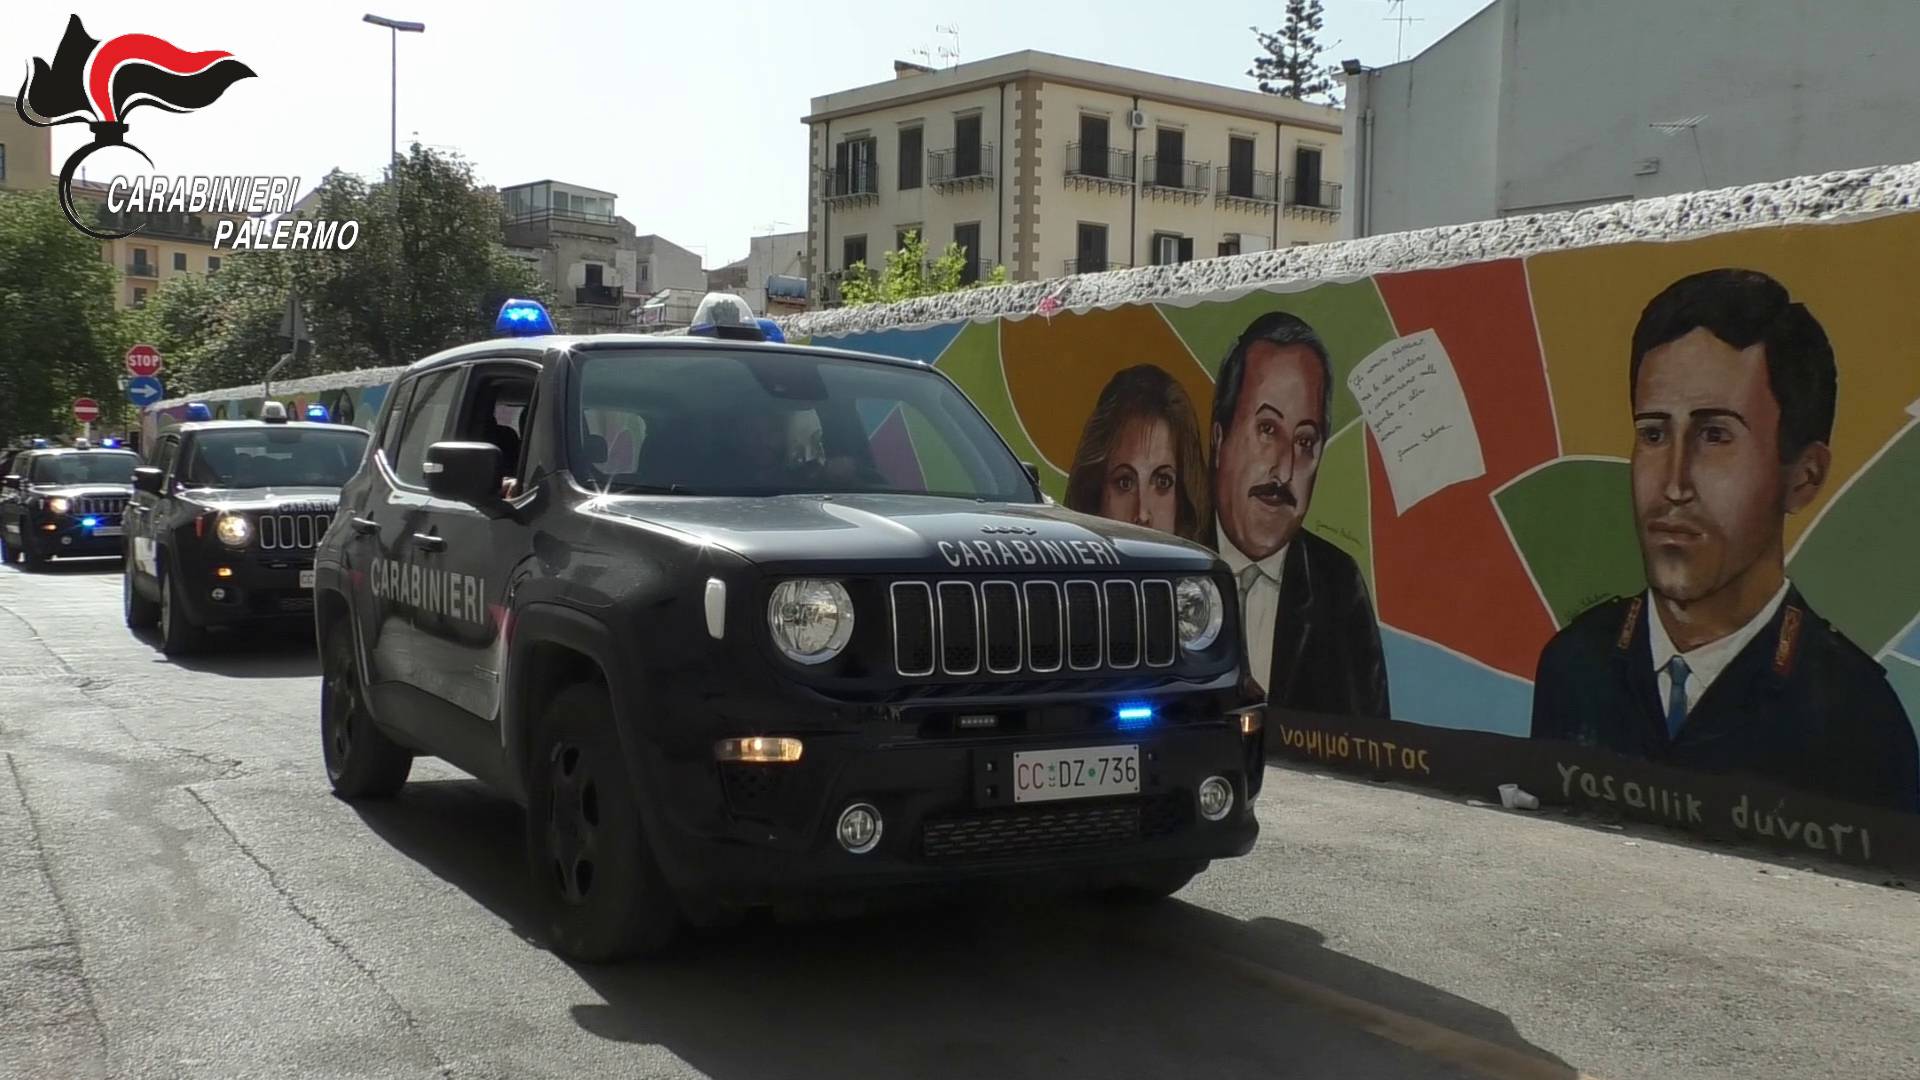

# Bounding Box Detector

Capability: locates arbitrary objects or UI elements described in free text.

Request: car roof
[398,333,934,378]
[19,446,138,455]
[173,421,369,436]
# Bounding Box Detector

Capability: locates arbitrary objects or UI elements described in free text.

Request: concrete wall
[786,160,1920,866]
[1351,0,1920,235]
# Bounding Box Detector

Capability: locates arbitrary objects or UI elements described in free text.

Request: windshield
[569,349,1038,501]
[181,428,370,488]
[29,452,138,486]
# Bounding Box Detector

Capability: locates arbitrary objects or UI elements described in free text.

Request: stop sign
[73,398,100,424]
[125,343,163,378]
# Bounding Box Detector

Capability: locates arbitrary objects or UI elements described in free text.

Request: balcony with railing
[1141,157,1211,203]
[824,162,880,207]
[928,143,995,192]
[1064,143,1135,193]
[1284,178,1344,218]
[1216,169,1280,210]
[126,260,158,279]
[1065,258,1114,276]
[575,284,625,307]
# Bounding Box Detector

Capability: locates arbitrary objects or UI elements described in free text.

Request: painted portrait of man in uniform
[1530,268,1917,812]
[1065,364,1211,544]
[1209,311,1390,722]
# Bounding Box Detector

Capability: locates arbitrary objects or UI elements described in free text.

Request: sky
[9,1,1488,269]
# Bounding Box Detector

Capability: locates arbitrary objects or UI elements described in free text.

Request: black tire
[320,619,412,798]
[1095,862,1205,905]
[19,538,46,569]
[526,681,679,963]
[157,564,205,656]
[123,551,159,629]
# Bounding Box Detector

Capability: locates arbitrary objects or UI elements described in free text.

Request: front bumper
[644,704,1265,909]
[169,542,318,627]
[18,515,125,556]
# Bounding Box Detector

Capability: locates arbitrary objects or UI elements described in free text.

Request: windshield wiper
[610,482,700,496]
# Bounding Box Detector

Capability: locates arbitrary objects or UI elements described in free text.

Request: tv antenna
[1651,114,1711,185]
[1384,1,1423,63]
[935,23,960,67]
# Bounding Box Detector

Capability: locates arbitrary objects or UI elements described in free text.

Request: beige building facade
[0,95,53,194]
[804,52,1343,301]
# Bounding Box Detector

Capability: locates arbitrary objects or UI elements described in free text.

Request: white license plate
[299,570,315,589]
[92,525,124,537]
[1012,745,1140,804]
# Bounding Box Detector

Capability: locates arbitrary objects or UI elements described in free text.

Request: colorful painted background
[807,213,1920,774]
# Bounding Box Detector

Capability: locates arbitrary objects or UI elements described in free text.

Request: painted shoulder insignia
[1615,595,1644,652]
[1772,605,1804,677]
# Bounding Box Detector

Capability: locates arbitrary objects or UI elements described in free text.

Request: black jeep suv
[124,410,369,654]
[314,330,1265,961]
[1,446,139,567]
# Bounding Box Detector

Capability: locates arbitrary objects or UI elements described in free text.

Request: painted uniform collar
[1646,578,1792,696]
[1216,521,1287,587]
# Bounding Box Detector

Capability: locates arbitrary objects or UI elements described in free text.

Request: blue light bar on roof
[495,298,554,336]
[757,317,787,343]
[305,404,331,423]
[185,402,213,422]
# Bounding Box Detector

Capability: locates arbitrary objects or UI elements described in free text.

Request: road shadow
[13,556,121,575]
[128,624,321,679]
[354,778,1581,1080]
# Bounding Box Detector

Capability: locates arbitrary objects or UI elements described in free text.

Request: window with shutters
[898,126,923,190]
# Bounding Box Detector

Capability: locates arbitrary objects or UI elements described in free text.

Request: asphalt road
[2,556,1915,1080]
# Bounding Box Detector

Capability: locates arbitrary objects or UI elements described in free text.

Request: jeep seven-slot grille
[890,577,1178,677]
[258,511,334,551]
[74,495,129,518]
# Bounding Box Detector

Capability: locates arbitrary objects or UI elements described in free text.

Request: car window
[152,437,179,483]
[180,429,369,488]
[390,369,462,488]
[29,453,139,485]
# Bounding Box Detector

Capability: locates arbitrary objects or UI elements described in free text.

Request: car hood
[177,486,343,510]
[26,483,134,498]
[583,491,1220,573]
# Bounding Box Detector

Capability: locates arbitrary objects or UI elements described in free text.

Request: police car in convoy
[123,403,370,654]
[314,295,1264,961]
[1,439,140,568]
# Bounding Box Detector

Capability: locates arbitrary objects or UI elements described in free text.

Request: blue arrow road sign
[126,376,164,407]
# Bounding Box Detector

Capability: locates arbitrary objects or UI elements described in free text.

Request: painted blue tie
[1664,656,1692,738]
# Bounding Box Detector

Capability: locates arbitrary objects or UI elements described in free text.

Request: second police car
[314,296,1265,961]
[124,404,370,654]
[1,440,140,568]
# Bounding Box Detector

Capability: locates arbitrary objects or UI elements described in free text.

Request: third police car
[314,295,1265,961]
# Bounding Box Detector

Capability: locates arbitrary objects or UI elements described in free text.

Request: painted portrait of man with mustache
[1530,269,1916,812]
[1209,311,1390,727]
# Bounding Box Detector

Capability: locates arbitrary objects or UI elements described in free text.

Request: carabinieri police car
[124,403,370,654]
[1,440,139,568]
[314,295,1264,961]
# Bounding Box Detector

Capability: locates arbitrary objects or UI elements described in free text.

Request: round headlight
[1175,576,1224,651]
[767,579,855,665]
[45,496,71,514]
[215,513,251,547]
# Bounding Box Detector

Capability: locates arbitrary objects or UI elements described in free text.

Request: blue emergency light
[186,402,213,422]
[305,404,331,423]
[495,298,555,336]
[100,437,120,448]
[81,517,99,528]
[31,438,50,448]
[1115,703,1156,731]
[756,317,787,343]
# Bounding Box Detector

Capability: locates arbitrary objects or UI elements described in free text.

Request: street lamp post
[362,14,426,169]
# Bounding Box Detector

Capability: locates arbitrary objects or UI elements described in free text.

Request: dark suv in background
[1,445,140,568]
[124,407,369,655]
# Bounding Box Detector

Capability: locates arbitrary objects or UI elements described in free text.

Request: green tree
[839,229,1009,307]
[121,250,297,396]
[0,190,122,438]
[1249,0,1340,104]
[293,146,546,370]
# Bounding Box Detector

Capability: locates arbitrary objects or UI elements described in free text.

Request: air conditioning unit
[1127,109,1147,130]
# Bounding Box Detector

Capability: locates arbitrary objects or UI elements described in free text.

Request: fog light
[41,523,57,532]
[60,536,72,546]
[1197,776,1234,821]
[210,588,228,601]
[713,736,803,763]
[836,803,883,854]
[215,566,234,578]
[1235,706,1264,736]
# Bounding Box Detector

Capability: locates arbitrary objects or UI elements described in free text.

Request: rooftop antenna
[1383,1,1423,63]
[1651,114,1711,185]
[935,23,960,67]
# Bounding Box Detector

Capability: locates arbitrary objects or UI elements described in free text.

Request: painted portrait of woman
[1065,363,1212,543]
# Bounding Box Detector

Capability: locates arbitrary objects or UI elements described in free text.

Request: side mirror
[132,467,164,495]
[1,475,19,492]
[423,441,504,509]
[1021,461,1041,489]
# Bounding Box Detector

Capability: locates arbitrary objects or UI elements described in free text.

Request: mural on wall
[806,212,1920,819]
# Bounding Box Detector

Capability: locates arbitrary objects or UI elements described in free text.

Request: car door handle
[350,517,379,535]
[410,532,446,552]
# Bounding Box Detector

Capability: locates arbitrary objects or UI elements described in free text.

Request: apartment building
[706,230,809,314]
[0,95,53,194]
[804,51,1344,301]
[66,180,246,310]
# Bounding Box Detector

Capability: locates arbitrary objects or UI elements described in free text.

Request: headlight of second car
[1175,576,1224,651]
[766,579,855,665]
[214,513,251,547]
[43,496,71,514]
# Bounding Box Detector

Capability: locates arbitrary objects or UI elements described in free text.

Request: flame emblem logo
[16,15,256,239]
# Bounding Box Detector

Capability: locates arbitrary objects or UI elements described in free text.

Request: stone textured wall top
[781,161,1920,339]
